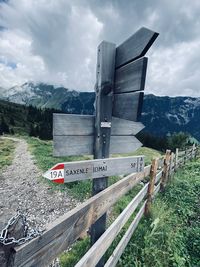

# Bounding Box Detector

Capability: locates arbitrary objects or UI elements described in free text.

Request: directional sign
[53,27,159,157]
[114,57,147,94]
[54,135,142,157]
[115,27,159,68]
[53,114,144,136]
[43,156,144,183]
[113,91,144,121]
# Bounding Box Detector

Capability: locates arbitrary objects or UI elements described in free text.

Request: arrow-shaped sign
[43,156,144,183]
[53,114,144,156]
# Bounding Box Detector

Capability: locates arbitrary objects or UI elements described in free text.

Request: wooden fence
[2,144,198,267]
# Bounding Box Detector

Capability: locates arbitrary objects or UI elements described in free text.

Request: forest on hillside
[0,100,195,152]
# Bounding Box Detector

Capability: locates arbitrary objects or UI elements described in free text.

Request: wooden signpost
[44,26,158,267]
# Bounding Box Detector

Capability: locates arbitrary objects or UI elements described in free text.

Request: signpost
[43,156,144,183]
[44,26,158,267]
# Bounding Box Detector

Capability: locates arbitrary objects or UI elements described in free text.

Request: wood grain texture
[115,27,159,68]
[112,91,144,121]
[75,183,149,267]
[14,166,151,267]
[53,114,144,136]
[154,170,163,184]
[53,114,94,136]
[114,57,148,94]
[53,135,142,156]
[104,201,146,267]
[153,181,161,197]
[178,150,186,156]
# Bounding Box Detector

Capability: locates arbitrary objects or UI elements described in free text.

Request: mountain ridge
[0,83,199,141]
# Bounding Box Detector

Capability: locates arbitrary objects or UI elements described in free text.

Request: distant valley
[0,82,200,141]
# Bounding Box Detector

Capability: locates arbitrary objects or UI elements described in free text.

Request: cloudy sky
[0,0,200,97]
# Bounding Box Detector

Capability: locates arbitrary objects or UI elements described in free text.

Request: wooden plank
[153,181,161,197]
[116,27,159,68]
[53,114,94,136]
[43,156,144,183]
[53,135,142,156]
[112,91,143,121]
[178,150,186,156]
[53,114,144,136]
[14,166,151,267]
[104,201,146,267]
[111,117,144,135]
[75,183,149,267]
[154,170,163,184]
[114,57,148,94]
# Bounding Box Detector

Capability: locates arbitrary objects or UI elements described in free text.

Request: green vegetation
[26,136,92,200]
[60,156,200,267]
[0,137,16,169]
[0,99,59,139]
[26,136,161,200]
[116,158,200,267]
[138,131,197,153]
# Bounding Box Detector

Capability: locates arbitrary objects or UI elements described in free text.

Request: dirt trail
[0,137,77,231]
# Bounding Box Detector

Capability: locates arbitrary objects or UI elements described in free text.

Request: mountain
[141,94,200,141]
[0,82,95,115]
[0,83,200,141]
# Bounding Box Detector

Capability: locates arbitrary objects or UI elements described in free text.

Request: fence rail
[1,145,198,267]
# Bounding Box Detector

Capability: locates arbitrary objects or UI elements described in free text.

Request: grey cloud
[0,0,200,96]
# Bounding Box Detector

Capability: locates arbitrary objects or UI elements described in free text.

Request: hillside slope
[1,83,200,141]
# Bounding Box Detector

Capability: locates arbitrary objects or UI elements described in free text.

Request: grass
[25,136,162,201]
[60,156,200,267]
[116,158,200,267]
[0,137,16,170]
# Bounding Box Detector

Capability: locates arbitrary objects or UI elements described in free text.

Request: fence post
[192,144,196,159]
[160,150,171,192]
[145,158,158,215]
[169,152,174,178]
[184,148,187,164]
[175,148,179,170]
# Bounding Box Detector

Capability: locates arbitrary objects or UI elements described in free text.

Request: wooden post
[184,148,187,164]
[145,158,158,215]
[175,148,179,170]
[160,150,171,192]
[169,152,174,178]
[91,41,116,267]
[192,144,196,159]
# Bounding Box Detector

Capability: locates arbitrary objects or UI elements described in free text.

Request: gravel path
[0,137,78,232]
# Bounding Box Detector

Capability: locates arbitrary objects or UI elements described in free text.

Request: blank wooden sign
[116,27,159,68]
[112,91,144,122]
[53,114,144,156]
[54,135,142,157]
[114,57,147,94]
[53,114,144,136]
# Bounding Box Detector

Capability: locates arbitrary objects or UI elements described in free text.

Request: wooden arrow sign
[114,57,148,94]
[115,27,159,68]
[53,114,144,136]
[53,114,144,156]
[113,91,144,121]
[43,156,144,183]
[54,135,142,157]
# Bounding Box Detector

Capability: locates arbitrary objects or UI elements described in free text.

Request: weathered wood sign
[51,26,158,267]
[43,156,144,183]
[53,27,158,157]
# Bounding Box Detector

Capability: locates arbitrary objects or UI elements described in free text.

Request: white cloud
[146,39,200,97]
[0,0,103,90]
[0,0,200,97]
